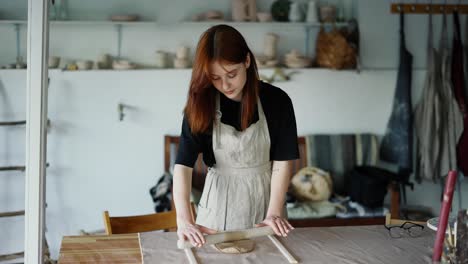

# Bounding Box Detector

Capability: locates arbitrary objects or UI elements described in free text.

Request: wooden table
[58,233,141,263]
[59,226,435,264]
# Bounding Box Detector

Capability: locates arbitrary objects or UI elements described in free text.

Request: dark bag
[345,166,394,208]
[149,172,173,212]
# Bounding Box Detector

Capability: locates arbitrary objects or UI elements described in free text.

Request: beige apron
[196,93,272,231]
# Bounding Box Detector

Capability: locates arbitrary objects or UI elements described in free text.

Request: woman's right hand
[177,221,217,248]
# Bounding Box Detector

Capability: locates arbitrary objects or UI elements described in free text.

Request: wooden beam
[0,210,25,218]
[184,249,198,264]
[0,252,24,262]
[0,166,26,172]
[0,120,26,126]
[268,235,298,263]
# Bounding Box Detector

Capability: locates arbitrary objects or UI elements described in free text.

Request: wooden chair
[103,203,196,235]
[164,135,401,227]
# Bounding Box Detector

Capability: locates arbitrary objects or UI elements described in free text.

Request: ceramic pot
[48,56,60,68]
[271,0,290,22]
[232,0,257,21]
[263,33,279,59]
[289,1,304,22]
[306,0,318,23]
[155,51,168,68]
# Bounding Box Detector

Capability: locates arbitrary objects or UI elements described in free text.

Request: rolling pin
[177,226,275,249]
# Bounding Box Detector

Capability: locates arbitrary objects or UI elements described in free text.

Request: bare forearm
[173,164,194,224]
[267,160,292,217]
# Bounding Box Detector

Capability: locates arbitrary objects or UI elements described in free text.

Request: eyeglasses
[384,221,425,238]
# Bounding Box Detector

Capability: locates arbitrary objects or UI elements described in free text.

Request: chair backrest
[294,137,307,174]
[164,135,209,191]
[103,203,196,235]
[164,135,306,192]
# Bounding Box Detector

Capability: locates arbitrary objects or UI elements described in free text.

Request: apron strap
[215,93,222,150]
[215,92,265,150]
[256,96,270,141]
[257,97,266,122]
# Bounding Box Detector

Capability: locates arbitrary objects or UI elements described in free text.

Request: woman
[173,25,299,248]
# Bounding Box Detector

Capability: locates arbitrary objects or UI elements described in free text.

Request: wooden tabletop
[58,226,435,263]
[58,233,141,263]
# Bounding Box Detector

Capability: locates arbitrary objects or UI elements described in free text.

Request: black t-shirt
[176,81,299,167]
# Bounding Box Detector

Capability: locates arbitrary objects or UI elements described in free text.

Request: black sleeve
[175,116,202,168]
[271,95,300,161]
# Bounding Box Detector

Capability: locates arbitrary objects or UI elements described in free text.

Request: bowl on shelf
[284,49,301,61]
[284,58,311,68]
[256,56,278,68]
[205,10,224,20]
[66,63,78,71]
[257,12,273,22]
[97,62,106,69]
[283,49,312,68]
[264,59,279,67]
[192,10,224,22]
[173,58,190,69]
[48,56,60,68]
[96,54,112,69]
[112,60,137,70]
[76,60,93,70]
[109,14,139,22]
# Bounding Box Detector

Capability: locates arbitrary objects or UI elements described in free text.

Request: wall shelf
[0,68,362,74]
[52,20,157,26]
[0,20,26,25]
[180,21,348,28]
[0,19,347,28]
[0,20,157,26]
[1,19,352,69]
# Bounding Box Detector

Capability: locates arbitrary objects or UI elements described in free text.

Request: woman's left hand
[256,215,294,237]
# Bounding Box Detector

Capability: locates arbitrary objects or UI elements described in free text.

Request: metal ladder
[0,120,55,263]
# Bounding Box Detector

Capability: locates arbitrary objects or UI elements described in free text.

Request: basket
[315,25,357,70]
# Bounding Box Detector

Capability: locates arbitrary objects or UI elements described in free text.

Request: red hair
[184,24,259,134]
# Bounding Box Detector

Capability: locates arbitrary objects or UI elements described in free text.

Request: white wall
[0,0,467,260]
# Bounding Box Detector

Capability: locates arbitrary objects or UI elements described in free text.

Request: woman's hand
[177,221,217,248]
[256,215,294,237]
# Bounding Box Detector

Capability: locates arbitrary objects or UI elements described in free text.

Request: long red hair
[184,24,259,134]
